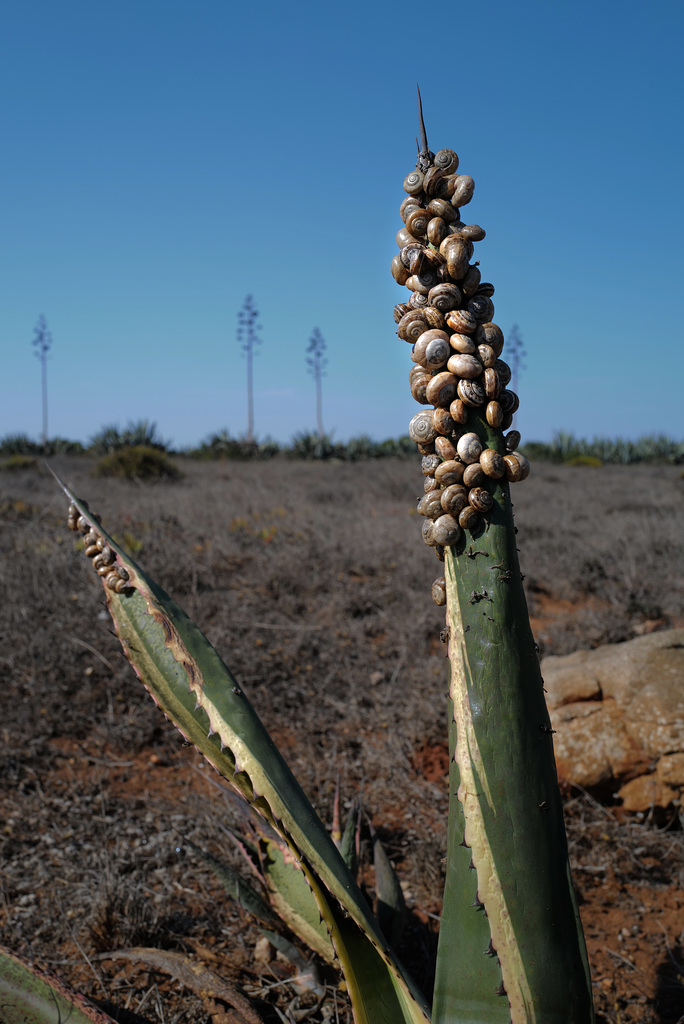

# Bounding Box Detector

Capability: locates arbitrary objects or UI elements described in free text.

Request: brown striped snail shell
[391,254,410,285]
[498,389,519,414]
[451,175,475,208]
[435,460,465,486]
[485,400,503,428]
[446,352,483,379]
[504,453,527,482]
[400,195,422,221]
[468,295,495,323]
[423,165,446,196]
[427,197,459,223]
[476,282,495,298]
[473,322,504,356]
[428,283,462,313]
[477,344,497,368]
[408,291,430,309]
[441,483,469,516]
[434,174,458,200]
[401,242,429,272]
[468,487,494,513]
[406,207,431,238]
[448,332,477,355]
[427,217,448,246]
[394,302,411,323]
[446,246,471,281]
[483,367,501,400]
[406,271,438,295]
[494,359,512,386]
[457,432,483,464]
[422,305,446,329]
[417,489,445,519]
[457,378,486,407]
[409,410,438,445]
[424,475,440,493]
[409,363,430,386]
[463,463,486,488]
[445,308,479,335]
[504,430,522,452]
[396,226,419,248]
[431,576,447,606]
[432,514,462,547]
[434,148,459,174]
[425,371,458,407]
[435,435,457,461]
[460,265,482,298]
[403,170,425,195]
[458,505,481,531]
[422,453,442,476]
[421,518,438,547]
[398,310,429,342]
[479,449,505,479]
[433,407,456,435]
[449,398,469,425]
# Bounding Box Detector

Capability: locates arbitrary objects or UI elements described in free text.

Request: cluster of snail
[391,142,530,605]
[67,502,133,594]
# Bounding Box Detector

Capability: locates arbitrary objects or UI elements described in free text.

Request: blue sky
[1,1,682,447]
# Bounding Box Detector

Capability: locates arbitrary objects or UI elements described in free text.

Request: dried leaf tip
[416,84,434,172]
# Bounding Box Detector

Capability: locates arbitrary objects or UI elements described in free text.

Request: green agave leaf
[369,819,407,948]
[181,834,280,927]
[0,948,115,1024]
[55,478,430,1024]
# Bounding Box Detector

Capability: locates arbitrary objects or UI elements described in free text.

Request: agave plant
[2,100,596,1024]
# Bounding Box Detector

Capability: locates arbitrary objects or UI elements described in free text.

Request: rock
[541,628,684,810]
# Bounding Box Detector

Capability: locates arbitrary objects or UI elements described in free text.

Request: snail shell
[434,148,459,174]
[441,483,469,515]
[423,165,445,196]
[406,270,438,295]
[434,544,446,562]
[431,576,447,606]
[96,536,107,552]
[435,460,465,486]
[483,367,501,399]
[449,332,477,355]
[504,430,522,452]
[477,344,497,368]
[77,515,90,533]
[423,305,446,329]
[422,453,442,476]
[409,410,438,445]
[468,295,495,323]
[486,400,503,428]
[479,449,505,479]
[460,265,482,298]
[428,283,462,313]
[445,309,479,335]
[446,246,471,281]
[457,378,486,407]
[396,226,419,248]
[451,175,475,208]
[427,216,448,246]
[474,322,504,356]
[421,518,439,547]
[398,310,429,342]
[439,232,472,259]
[468,487,494,513]
[494,359,512,386]
[403,170,425,195]
[424,475,440,493]
[447,352,483,379]
[434,174,458,200]
[476,282,495,298]
[433,407,456,436]
[391,254,410,285]
[435,435,457,461]
[414,329,450,369]
[417,440,436,455]
[408,291,429,309]
[432,514,462,547]
[458,505,481,531]
[457,432,483,464]
[427,197,459,223]
[400,195,422,222]
[508,451,530,480]
[449,398,469,425]
[85,544,99,558]
[498,389,520,414]
[504,453,526,482]
[425,371,458,407]
[83,529,99,547]
[463,463,485,488]
[458,224,486,242]
[409,363,430,386]
[97,562,114,577]
[406,207,431,238]
[400,242,428,271]
[418,490,444,519]
[393,302,411,323]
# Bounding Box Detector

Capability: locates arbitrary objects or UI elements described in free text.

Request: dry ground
[1,456,683,1023]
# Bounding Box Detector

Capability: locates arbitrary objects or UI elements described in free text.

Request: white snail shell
[422,453,442,476]
[432,514,462,547]
[447,352,483,379]
[457,432,483,464]
[403,170,425,195]
[424,475,440,493]
[409,410,437,445]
